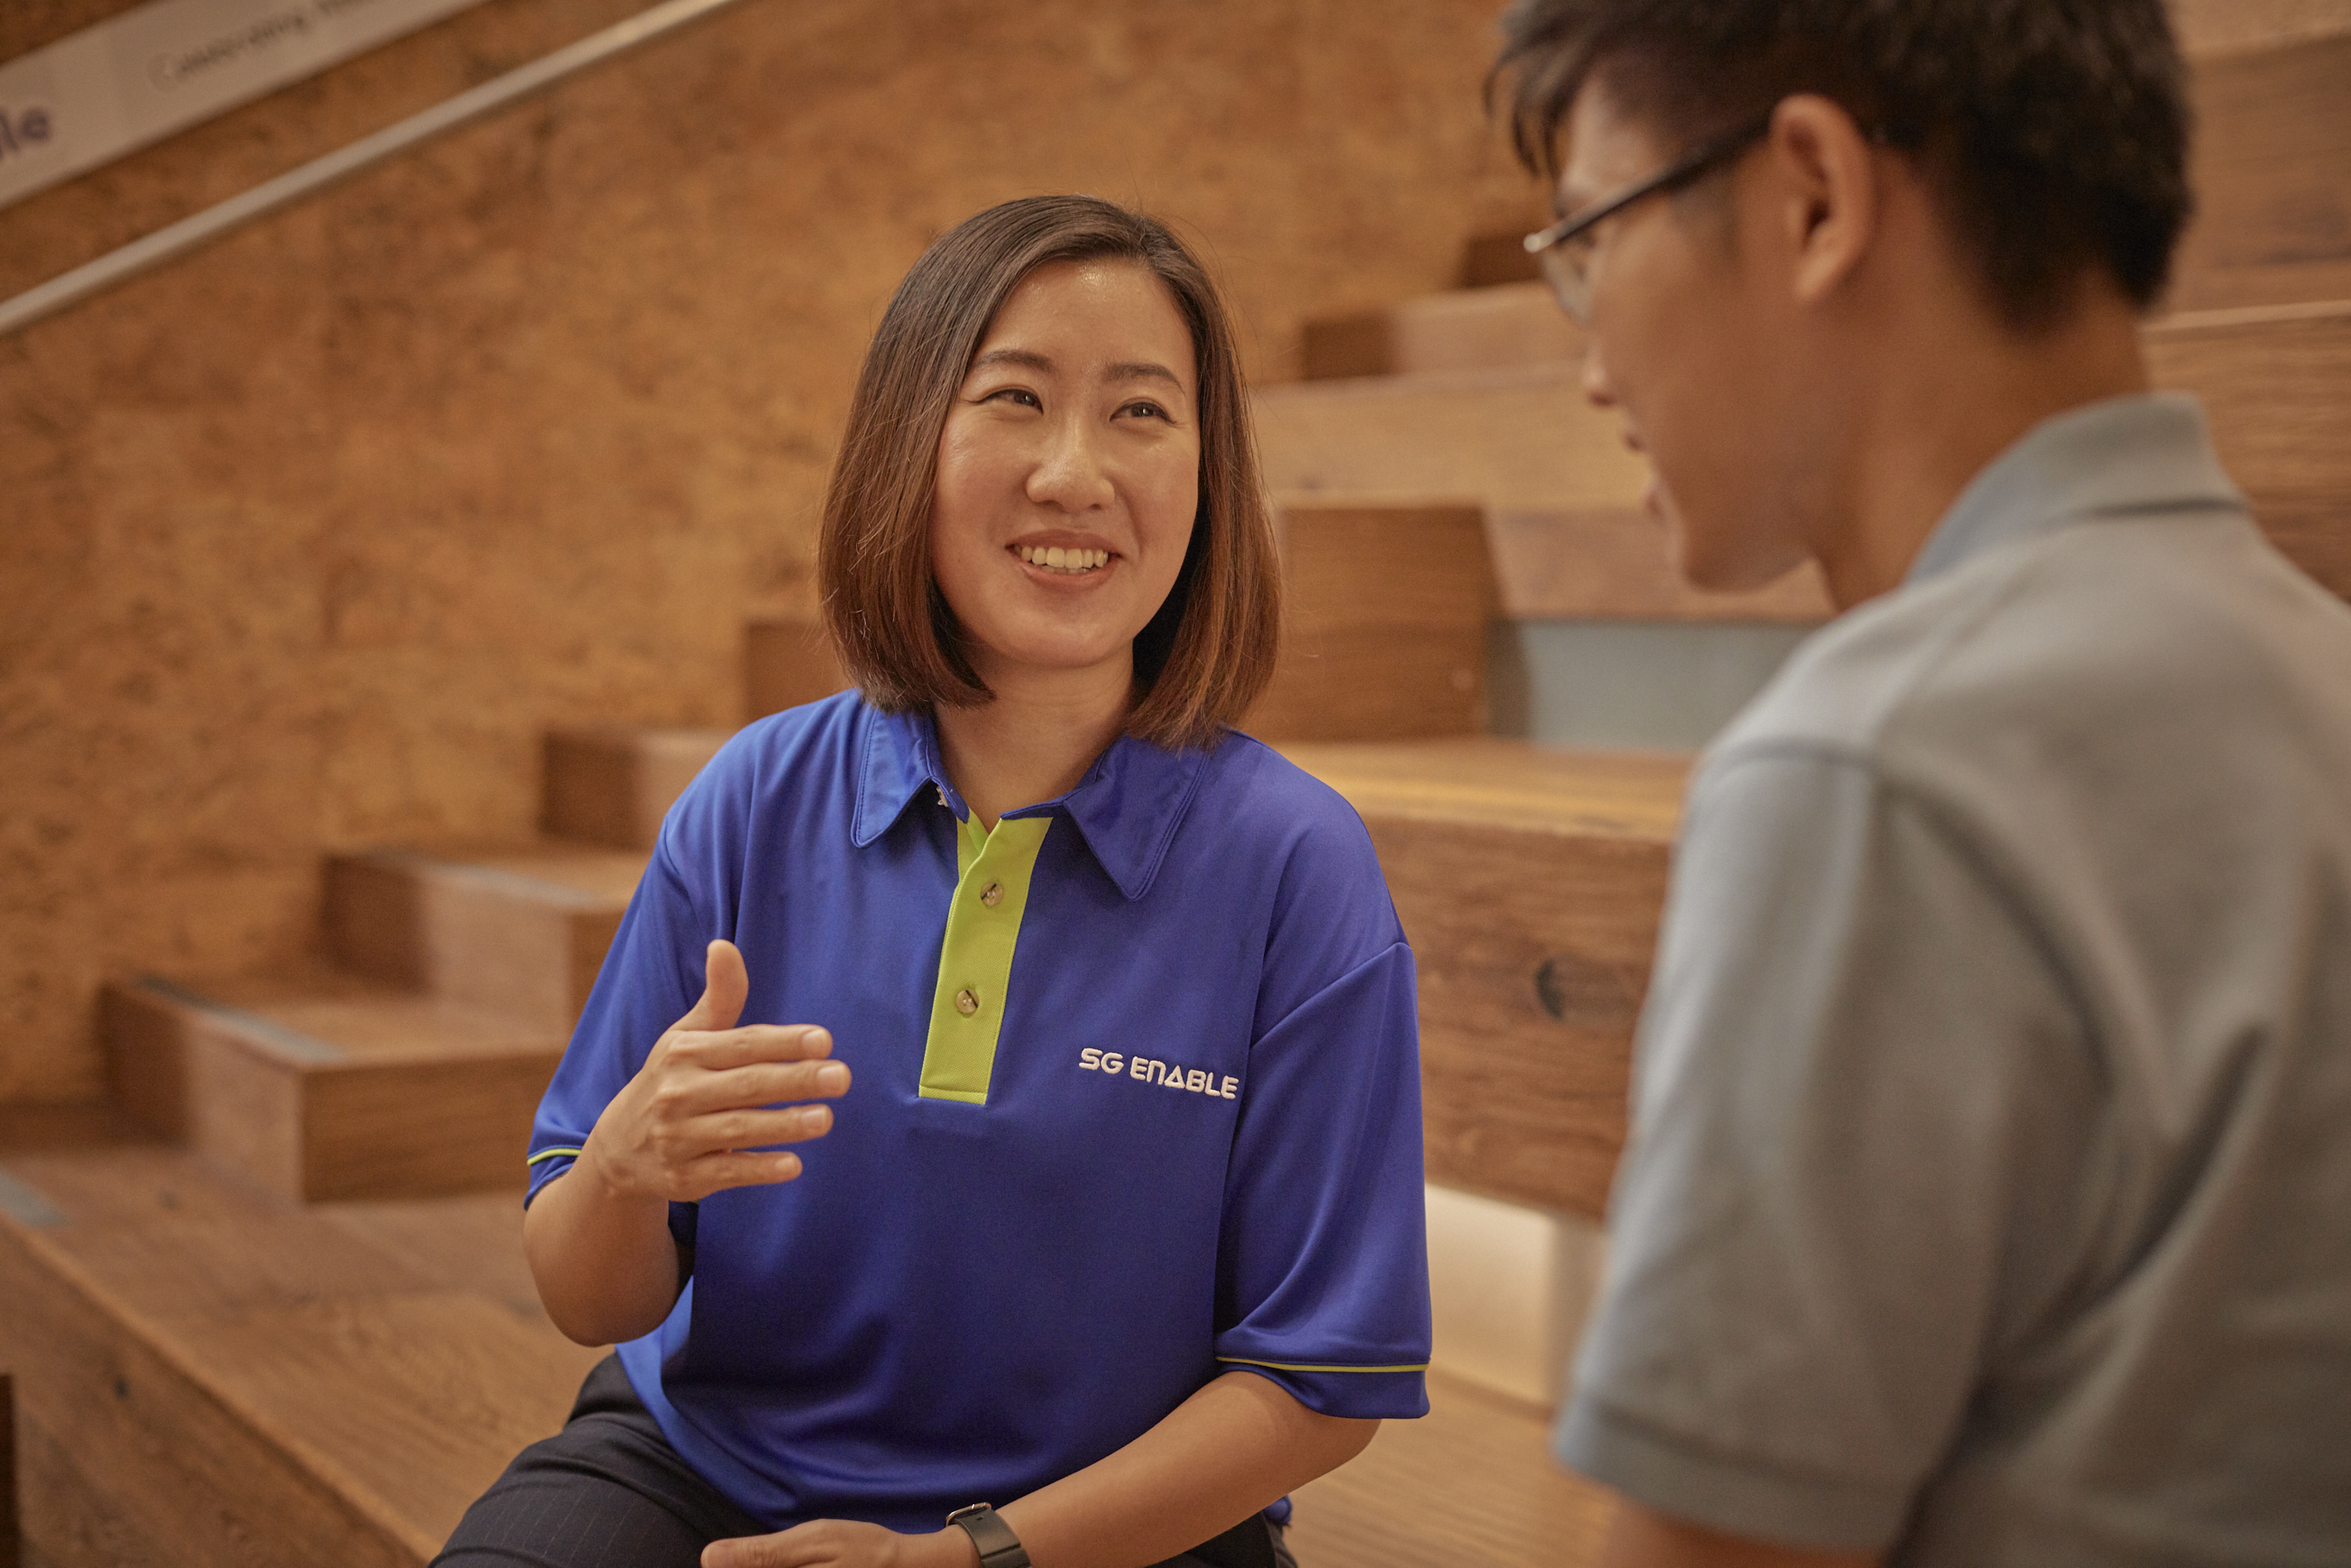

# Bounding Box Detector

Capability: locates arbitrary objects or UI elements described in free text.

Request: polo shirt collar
[1907,392,2246,586]
[851,703,1207,901]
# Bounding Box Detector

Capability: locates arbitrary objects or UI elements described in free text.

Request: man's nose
[1027,419,1116,511]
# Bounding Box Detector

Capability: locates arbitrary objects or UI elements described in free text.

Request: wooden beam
[1460,231,1543,291]
[2172,32,2351,311]
[542,726,733,851]
[1487,507,1832,623]
[1287,1370,1615,1567]
[1249,503,1498,742]
[1255,363,1640,517]
[1286,741,1687,1218]
[324,846,643,1031]
[1260,303,2351,613]
[1303,284,1586,382]
[0,1146,600,1568]
[102,974,563,1202]
[2146,300,2351,601]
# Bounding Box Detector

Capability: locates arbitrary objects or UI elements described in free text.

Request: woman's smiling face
[927,258,1201,697]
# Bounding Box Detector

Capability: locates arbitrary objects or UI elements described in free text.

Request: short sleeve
[1555,747,2105,1550]
[1213,936,1432,1419]
[525,838,707,1209]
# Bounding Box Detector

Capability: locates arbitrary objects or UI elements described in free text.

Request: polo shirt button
[954,987,980,1016]
[980,881,1003,907]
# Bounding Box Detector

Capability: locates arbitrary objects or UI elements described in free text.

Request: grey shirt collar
[1907,392,2247,586]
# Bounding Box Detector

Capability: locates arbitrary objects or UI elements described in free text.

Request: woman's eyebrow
[1105,361,1185,389]
[970,347,1053,374]
[967,348,1185,392]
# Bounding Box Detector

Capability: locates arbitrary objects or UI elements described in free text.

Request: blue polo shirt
[527,692,1431,1531]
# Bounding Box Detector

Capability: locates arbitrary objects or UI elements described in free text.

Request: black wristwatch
[945,1503,1031,1568]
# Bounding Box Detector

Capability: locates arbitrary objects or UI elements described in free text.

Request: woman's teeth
[1018,546,1110,574]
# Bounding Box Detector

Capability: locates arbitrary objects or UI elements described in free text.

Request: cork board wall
[0,0,1544,1102]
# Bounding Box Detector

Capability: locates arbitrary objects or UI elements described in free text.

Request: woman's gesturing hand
[580,938,850,1204]
[704,1522,977,1568]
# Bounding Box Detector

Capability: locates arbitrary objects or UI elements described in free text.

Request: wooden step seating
[93,842,645,1209]
[542,726,738,853]
[14,496,1625,1563]
[0,1116,1610,1568]
[0,1115,599,1568]
[1280,742,1684,1221]
[101,968,567,1204]
[323,846,644,1030]
[1259,300,2351,610]
[1281,28,2349,621]
[2169,29,2351,312]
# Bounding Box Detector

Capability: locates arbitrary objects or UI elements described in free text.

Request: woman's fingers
[649,1057,852,1124]
[702,1518,922,1568]
[674,1102,834,1158]
[676,1148,807,1198]
[673,1022,835,1069]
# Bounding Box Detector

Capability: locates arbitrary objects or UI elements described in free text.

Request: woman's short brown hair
[817,195,1279,752]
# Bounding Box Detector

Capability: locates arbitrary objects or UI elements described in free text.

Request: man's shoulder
[1716,512,2351,788]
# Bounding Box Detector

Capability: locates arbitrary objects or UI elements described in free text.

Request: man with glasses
[1489,4,2351,1565]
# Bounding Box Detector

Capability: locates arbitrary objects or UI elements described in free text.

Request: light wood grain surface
[1287,1371,1615,1567]
[1261,302,2351,616]
[1249,503,1497,742]
[1487,508,1833,623]
[2147,300,2351,601]
[1,1139,1615,1568]
[1287,742,1687,1217]
[544,726,734,851]
[2171,32,2351,310]
[1303,283,1586,381]
[0,1143,600,1568]
[325,845,645,1031]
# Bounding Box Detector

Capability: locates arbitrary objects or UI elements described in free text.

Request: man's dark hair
[1491,0,2193,329]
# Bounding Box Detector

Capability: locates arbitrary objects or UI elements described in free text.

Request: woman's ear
[1763,94,1883,309]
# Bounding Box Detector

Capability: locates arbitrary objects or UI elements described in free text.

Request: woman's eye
[1120,400,1168,421]
[981,387,1041,409]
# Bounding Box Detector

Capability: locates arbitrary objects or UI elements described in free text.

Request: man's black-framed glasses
[1522,113,1774,322]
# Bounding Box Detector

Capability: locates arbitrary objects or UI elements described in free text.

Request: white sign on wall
[0,0,491,211]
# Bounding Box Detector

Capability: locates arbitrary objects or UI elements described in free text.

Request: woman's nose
[1026,420,1116,511]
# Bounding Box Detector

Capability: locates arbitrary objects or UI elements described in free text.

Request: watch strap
[946,1503,1031,1568]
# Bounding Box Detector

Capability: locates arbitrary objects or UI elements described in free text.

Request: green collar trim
[918,811,1053,1103]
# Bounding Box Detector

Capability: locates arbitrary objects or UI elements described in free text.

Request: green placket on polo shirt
[918,809,1052,1103]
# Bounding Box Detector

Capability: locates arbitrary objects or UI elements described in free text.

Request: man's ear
[1761,94,1882,309]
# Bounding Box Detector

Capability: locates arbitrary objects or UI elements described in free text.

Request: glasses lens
[1537,235,1593,321]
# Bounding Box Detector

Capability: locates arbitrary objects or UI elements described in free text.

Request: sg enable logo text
[1079,1048,1240,1101]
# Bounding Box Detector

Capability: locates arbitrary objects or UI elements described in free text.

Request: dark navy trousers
[436,1356,1296,1568]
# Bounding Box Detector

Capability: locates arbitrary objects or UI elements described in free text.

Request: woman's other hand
[703,1522,979,1568]
[580,937,850,1204]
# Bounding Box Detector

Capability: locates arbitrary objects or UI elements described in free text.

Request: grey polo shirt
[1555,393,2351,1564]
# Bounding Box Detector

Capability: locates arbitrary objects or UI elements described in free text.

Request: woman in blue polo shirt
[438,196,1430,1568]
